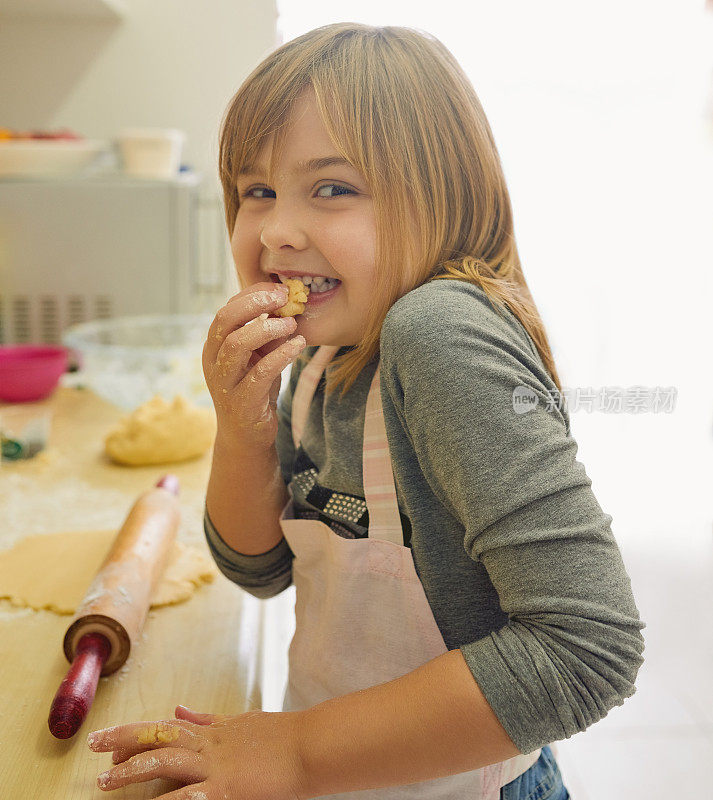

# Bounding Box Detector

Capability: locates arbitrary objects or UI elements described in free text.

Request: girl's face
[232,88,377,346]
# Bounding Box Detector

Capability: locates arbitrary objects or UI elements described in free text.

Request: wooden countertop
[0,387,294,799]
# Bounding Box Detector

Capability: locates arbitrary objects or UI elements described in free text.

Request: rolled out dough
[0,529,217,614]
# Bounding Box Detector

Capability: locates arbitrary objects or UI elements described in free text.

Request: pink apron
[279,345,541,799]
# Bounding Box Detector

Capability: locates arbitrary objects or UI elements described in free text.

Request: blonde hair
[219,22,562,399]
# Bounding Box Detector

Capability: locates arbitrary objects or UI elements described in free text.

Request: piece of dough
[136,723,181,745]
[105,395,216,466]
[274,278,310,317]
[0,529,217,614]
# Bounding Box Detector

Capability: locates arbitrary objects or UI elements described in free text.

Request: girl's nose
[259,204,309,251]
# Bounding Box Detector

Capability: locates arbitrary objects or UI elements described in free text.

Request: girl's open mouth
[269,273,342,306]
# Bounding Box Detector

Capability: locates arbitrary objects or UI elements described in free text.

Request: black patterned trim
[290,445,412,547]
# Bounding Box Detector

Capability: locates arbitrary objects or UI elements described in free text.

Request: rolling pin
[47,474,181,739]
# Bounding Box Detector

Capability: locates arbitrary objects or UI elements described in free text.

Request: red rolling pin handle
[47,474,180,740]
[48,633,112,739]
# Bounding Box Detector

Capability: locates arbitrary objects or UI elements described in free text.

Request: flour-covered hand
[202,281,307,451]
[87,706,307,800]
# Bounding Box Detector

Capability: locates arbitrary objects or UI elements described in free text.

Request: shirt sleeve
[203,508,293,599]
[378,279,646,754]
[202,352,311,599]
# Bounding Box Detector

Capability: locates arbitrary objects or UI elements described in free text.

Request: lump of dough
[274,278,310,317]
[105,395,216,466]
[136,723,181,745]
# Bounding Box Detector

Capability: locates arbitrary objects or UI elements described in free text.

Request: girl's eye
[240,187,274,199]
[315,183,354,198]
[239,184,354,200]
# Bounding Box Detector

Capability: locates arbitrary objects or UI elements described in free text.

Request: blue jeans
[500,745,570,800]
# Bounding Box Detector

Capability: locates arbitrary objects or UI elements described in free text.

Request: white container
[117,128,185,179]
[0,140,106,178]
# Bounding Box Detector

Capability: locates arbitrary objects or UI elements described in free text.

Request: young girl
[88,23,645,800]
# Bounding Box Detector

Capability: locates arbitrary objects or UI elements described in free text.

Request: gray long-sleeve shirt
[204,278,646,754]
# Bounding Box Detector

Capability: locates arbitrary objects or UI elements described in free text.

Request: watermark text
[512,385,677,414]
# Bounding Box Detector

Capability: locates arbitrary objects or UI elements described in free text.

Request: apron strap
[291,345,340,450]
[290,345,405,547]
[362,362,405,546]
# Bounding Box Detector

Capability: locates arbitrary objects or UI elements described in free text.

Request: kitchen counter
[0,387,294,798]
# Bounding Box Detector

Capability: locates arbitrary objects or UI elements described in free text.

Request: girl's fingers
[96,747,206,791]
[112,708,229,763]
[204,283,288,364]
[111,745,140,765]
[140,782,211,800]
[88,720,202,754]
[256,329,294,358]
[174,705,230,725]
[214,315,297,387]
[238,335,307,398]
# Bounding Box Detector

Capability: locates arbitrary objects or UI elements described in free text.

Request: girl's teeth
[277,274,340,293]
[311,278,340,294]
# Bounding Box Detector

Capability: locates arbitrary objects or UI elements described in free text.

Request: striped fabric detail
[363,363,404,546]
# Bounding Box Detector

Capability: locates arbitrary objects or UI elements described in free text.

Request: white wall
[0,0,278,183]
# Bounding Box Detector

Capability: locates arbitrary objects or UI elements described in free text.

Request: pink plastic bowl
[0,345,69,402]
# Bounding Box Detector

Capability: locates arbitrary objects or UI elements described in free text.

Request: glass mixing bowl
[62,314,214,410]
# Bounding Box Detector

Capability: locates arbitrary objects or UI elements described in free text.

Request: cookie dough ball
[105,395,216,466]
[274,278,310,317]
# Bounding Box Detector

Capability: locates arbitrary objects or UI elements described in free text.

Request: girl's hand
[202,281,306,451]
[87,706,307,800]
